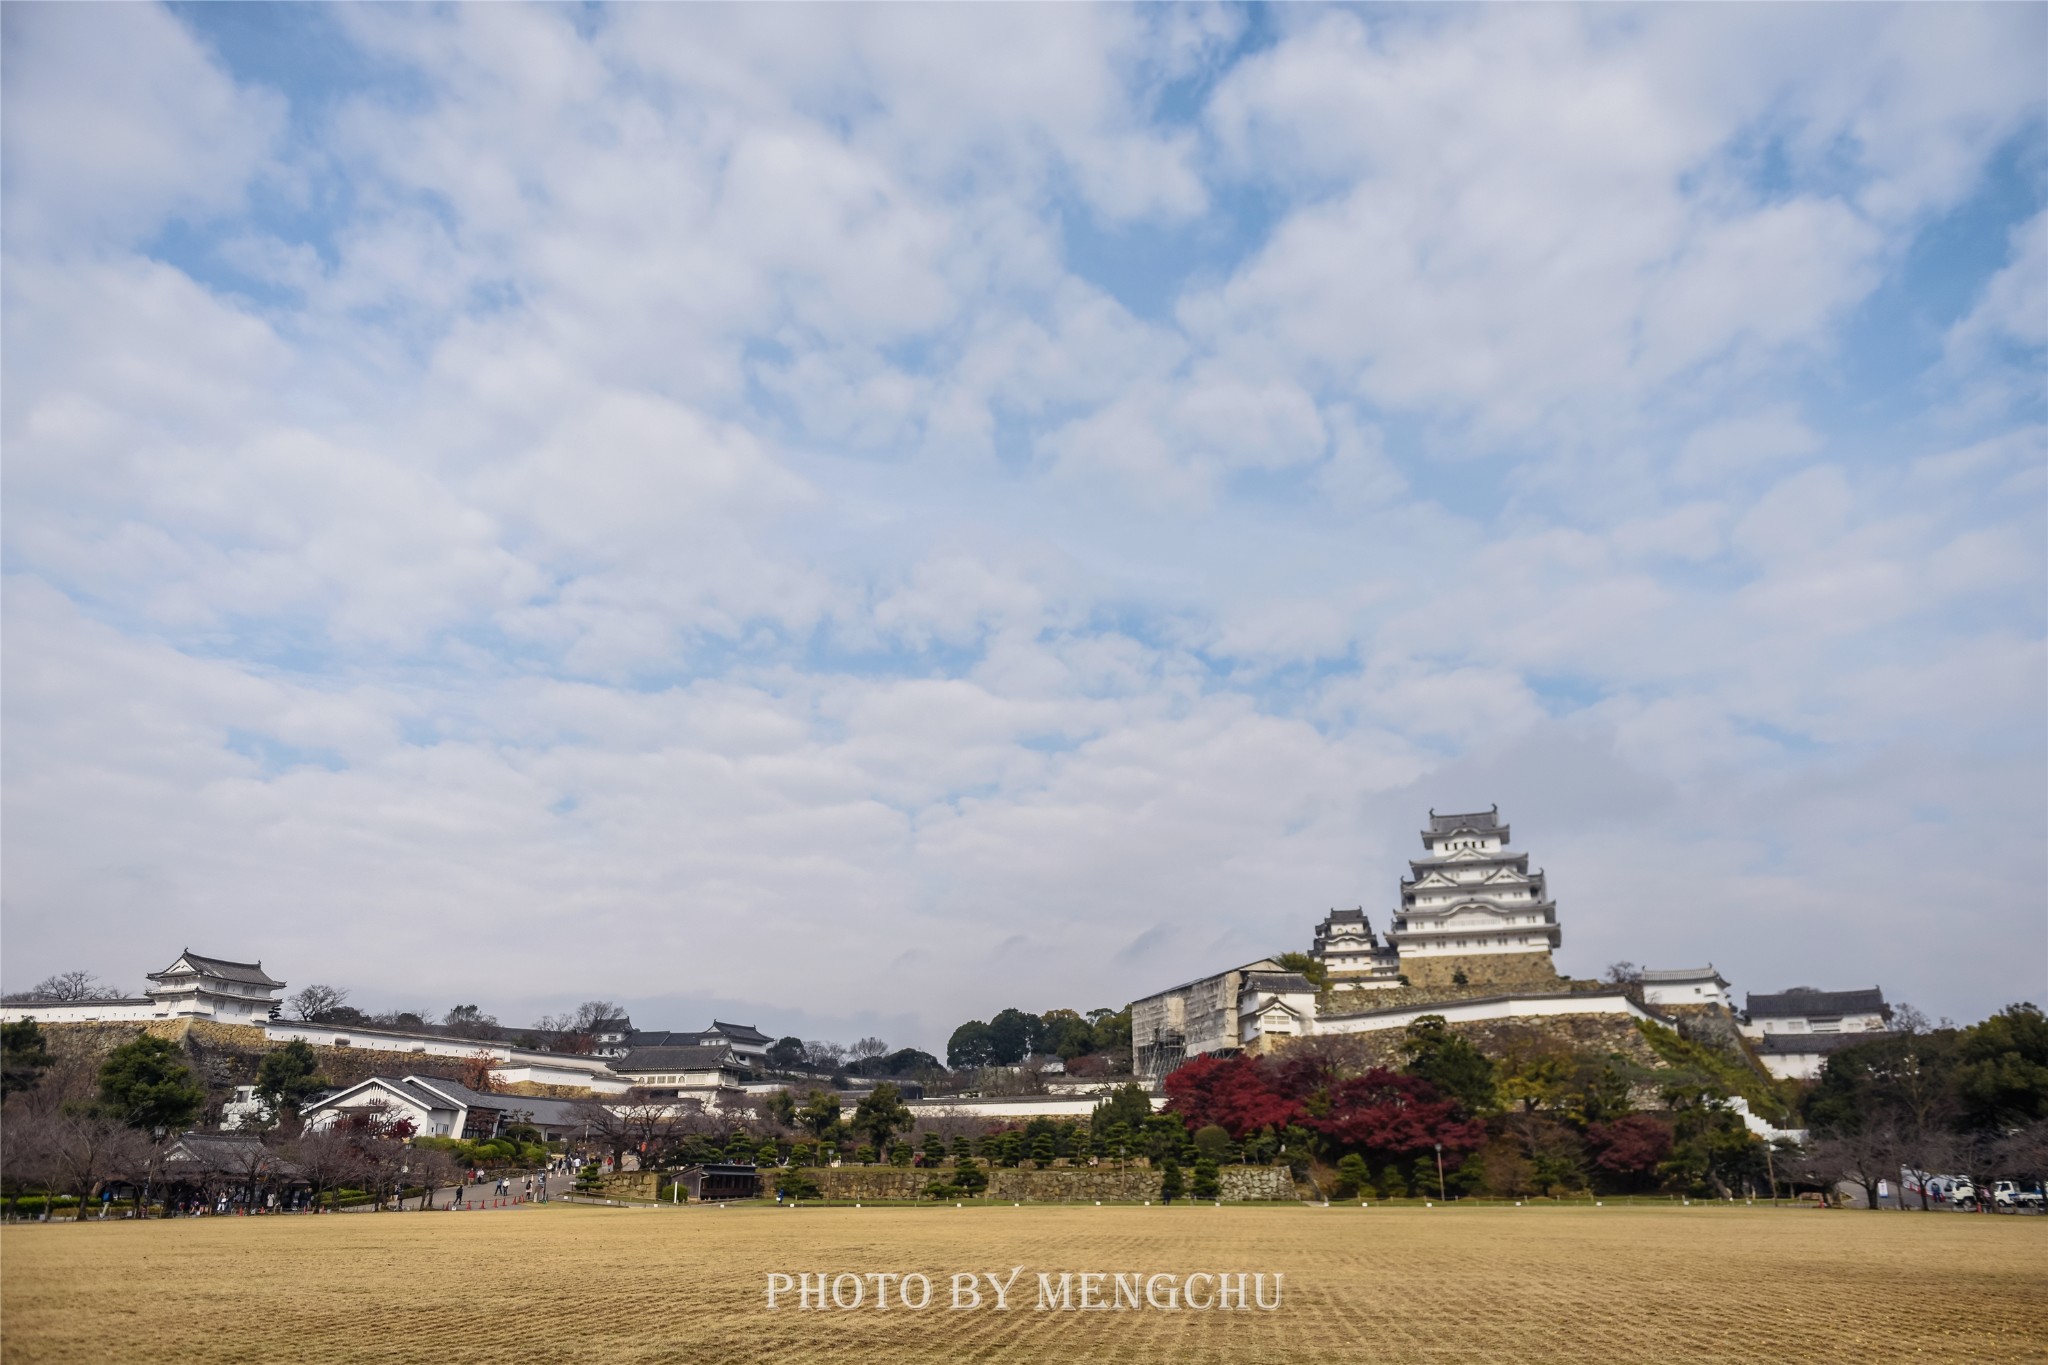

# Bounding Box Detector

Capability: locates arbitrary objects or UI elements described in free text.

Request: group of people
[446,1171,550,1208]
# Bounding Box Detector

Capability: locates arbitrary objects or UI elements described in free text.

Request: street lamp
[1434,1142,1446,1202]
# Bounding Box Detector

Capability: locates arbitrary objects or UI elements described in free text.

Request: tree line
[1795,1002,2047,1208]
[0,1021,473,1217]
[945,1006,1133,1071]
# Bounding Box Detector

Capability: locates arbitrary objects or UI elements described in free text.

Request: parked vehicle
[1991,1181,2043,1210]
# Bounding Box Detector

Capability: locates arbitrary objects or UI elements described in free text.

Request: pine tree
[1192,1157,1221,1200]
[574,1163,605,1196]
[1159,1157,1184,1202]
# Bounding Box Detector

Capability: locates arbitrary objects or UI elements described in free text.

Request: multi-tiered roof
[1387,806,1561,960]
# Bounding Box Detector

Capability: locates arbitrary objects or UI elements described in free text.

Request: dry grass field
[4,1202,2043,1364]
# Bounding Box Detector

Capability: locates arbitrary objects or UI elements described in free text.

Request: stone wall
[33,1019,593,1120]
[1273,1012,1667,1074]
[1399,950,1559,992]
[1656,1002,1745,1051]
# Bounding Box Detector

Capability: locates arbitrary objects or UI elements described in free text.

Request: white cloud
[0,4,283,250]
[2,4,2042,1037]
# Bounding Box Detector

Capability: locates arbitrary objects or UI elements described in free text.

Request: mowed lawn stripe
[3,1204,2043,1364]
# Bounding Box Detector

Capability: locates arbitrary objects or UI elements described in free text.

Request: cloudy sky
[3,4,2043,1049]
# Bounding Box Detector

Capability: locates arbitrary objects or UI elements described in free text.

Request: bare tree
[804,1040,848,1070]
[571,1001,626,1033]
[0,1053,149,1220]
[406,1143,461,1211]
[20,971,124,1002]
[1992,1120,2048,1188]
[1799,1124,1904,1209]
[0,1097,61,1218]
[1891,1002,1933,1036]
[530,1012,577,1048]
[569,1091,694,1170]
[285,1128,359,1211]
[850,1037,889,1062]
[443,1005,502,1041]
[456,1050,505,1094]
[327,1101,417,1210]
[287,984,350,1021]
[49,1108,152,1221]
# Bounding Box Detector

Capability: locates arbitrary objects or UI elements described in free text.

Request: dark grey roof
[1241,972,1317,994]
[303,1076,460,1114]
[1754,1031,1885,1056]
[710,1020,771,1044]
[623,1030,699,1048]
[1131,958,1286,1004]
[1640,966,1724,983]
[612,1045,742,1074]
[1319,908,1368,925]
[1746,988,1889,1019]
[165,1132,298,1176]
[412,1078,588,1126]
[1427,806,1501,834]
[153,951,284,988]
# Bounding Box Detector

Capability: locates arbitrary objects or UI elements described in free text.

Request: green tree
[947,1021,996,1069]
[950,1133,973,1161]
[255,1039,327,1119]
[1192,1157,1221,1200]
[1193,1123,1232,1163]
[1030,1131,1056,1165]
[851,1083,912,1153]
[1091,1082,1152,1137]
[1087,1007,1132,1058]
[1400,1016,1498,1114]
[853,1143,876,1164]
[922,1133,946,1164]
[889,1141,913,1167]
[776,1169,820,1200]
[574,1163,605,1196]
[767,1037,809,1069]
[1955,1003,2048,1130]
[986,1008,1045,1065]
[763,1089,798,1127]
[1,1019,54,1098]
[1159,1156,1185,1202]
[795,1089,844,1143]
[952,1156,988,1195]
[1041,1009,1096,1060]
[98,1034,204,1134]
[1334,1152,1369,1199]
[1273,952,1331,992]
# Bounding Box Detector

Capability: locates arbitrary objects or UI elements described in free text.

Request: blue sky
[3,3,2043,1047]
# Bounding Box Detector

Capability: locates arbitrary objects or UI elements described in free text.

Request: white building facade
[1740,987,1893,1080]
[1309,909,1400,983]
[1640,966,1732,1008]
[1388,808,1561,968]
[5,951,286,1026]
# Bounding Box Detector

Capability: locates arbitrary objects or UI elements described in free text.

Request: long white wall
[1310,990,1654,1036]
[4,999,161,1024]
[261,1018,629,1093]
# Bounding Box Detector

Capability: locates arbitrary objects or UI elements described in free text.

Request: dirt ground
[3,1202,2043,1364]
